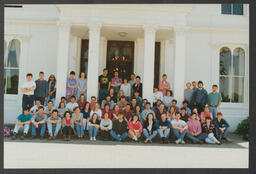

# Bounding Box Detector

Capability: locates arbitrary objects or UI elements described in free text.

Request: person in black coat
[213,112,230,140]
[142,113,158,143]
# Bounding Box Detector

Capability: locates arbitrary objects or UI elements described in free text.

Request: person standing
[132,76,143,98]
[34,72,48,106]
[98,68,110,103]
[47,74,56,106]
[110,71,122,97]
[184,82,193,105]
[21,73,36,110]
[158,74,171,96]
[208,85,222,119]
[191,81,208,113]
[120,78,131,100]
[66,71,78,102]
[77,72,87,100]
[192,81,197,92]
[128,73,136,97]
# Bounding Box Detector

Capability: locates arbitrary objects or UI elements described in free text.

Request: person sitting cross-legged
[155,112,171,144]
[186,112,207,144]
[12,106,32,140]
[31,106,47,139]
[202,116,221,145]
[128,114,143,142]
[100,112,113,140]
[88,113,100,141]
[213,112,230,141]
[47,109,62,140]
[62,111,74,141]
[110,113,128,142]
[72,107,84,139]
[143,113,158,143]
[172,112,188,144]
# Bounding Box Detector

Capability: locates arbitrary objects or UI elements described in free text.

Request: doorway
[106,41,134,79]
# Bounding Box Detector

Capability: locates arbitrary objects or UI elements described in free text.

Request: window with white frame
[4,39,20,94]
[219,47,245,103]
[221,4,243,15]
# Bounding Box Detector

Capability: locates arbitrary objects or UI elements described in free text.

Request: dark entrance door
[106,41,134,80]
[154,42,161,88]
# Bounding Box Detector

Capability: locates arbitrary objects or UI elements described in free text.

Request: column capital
[57,21,72,28]
[143,25,158,33]
[173,26,189,35]
[88,23,102,30]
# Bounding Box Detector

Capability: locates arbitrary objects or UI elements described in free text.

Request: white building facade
[4,4,249,131]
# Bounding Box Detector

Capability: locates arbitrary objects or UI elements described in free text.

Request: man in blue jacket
[155,112,171,144]
[191,81,208,113]
[213,112,230,141]
[34,72,48,106]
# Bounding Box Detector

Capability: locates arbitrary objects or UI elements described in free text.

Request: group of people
[12,69,230,145]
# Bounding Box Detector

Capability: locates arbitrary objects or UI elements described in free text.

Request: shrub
[235,116,249,140]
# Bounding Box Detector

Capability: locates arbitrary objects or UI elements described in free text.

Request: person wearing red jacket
[128,114,142,141]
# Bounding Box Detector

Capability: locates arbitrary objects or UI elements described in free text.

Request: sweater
[128,121,142,133]
[155,119,171,129]
[112,119,128,135]
[100,119,113,130]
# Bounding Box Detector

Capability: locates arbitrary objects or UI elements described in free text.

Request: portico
[54,5,192,105]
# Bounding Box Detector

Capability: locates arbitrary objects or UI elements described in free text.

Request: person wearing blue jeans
[72,107,84,139]
[208,85,222,119]
[12,106,32,140]
[98,68,110,103]
[171,112,188,144]
[213,112,230,141]
[155,112,171,144]
[110,112,128,142]
[47,110,62,140]
[142,113,158,143]
[31,106,47,138]
[88,113,100,141]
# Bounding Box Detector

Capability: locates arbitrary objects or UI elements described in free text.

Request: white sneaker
[175,139,181,144]
[93,137,96,141]
[181,140,185,144]
[90,137,93,141]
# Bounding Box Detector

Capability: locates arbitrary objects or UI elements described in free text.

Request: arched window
[4,39,20,94]
[219,47,245,103]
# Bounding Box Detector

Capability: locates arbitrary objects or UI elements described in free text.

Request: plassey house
[4,4,248,131]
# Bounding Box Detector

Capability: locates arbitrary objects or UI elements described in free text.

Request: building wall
[4,4,249,131]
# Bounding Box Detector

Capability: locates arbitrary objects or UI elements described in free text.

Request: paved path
[4,140,248,168]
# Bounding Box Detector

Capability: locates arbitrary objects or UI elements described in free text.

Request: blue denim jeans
[157,128,170,138]
[75,124,84,136]
[47,122,61,136]
[143,129,158,141]
[13,123,30,135]
[99,89,109,102]
[110,130,128,141]
[172,129,187,141]
[186,132,208,143]
[209,106,218,119]
[205,133,219,144]
[31,123,46,136]
[88,126,99,138]
[215,127,229,138]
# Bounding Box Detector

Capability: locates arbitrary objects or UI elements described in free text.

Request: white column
[134,38,144,77]
[55,22,71,105]
[142,26,156,104]
[99,37,107,73]
[173,27,186,107]
[86,24,101,101]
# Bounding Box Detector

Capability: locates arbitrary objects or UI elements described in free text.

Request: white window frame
[217,44,248,107]
[4,39,21,96]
